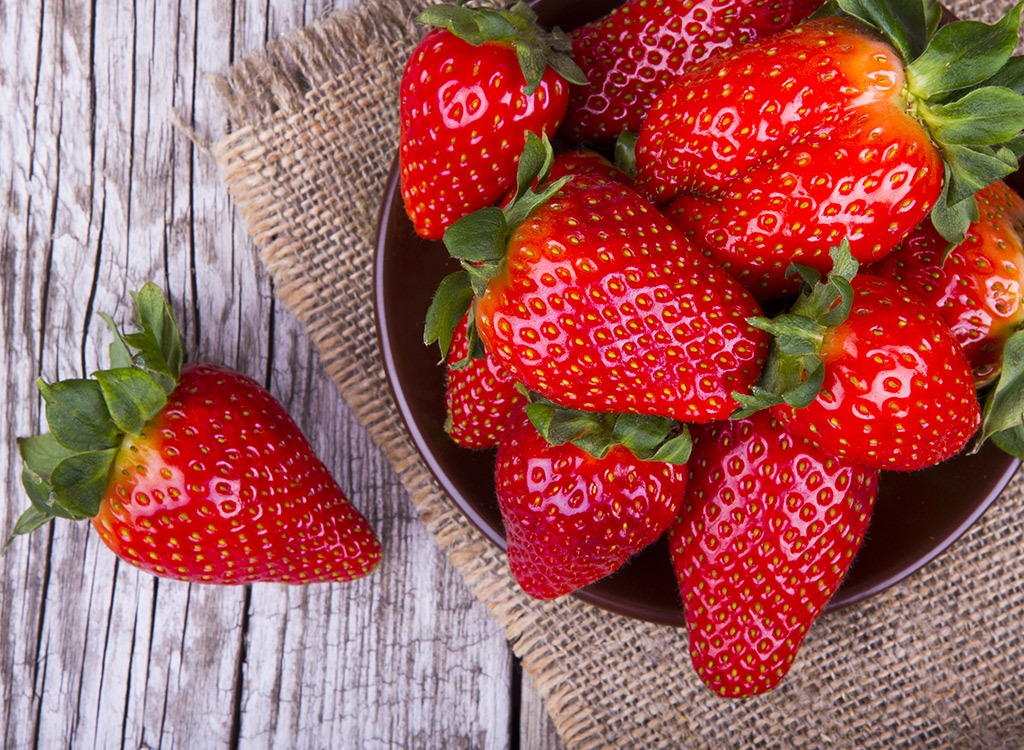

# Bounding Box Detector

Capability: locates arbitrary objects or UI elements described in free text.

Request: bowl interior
[373,0,1022,626]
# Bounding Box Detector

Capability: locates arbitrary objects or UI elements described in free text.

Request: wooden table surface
[0,1,565,747]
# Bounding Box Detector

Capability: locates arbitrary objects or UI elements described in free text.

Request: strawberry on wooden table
[636,0,1024,299]
[425,133,769,425]
[495,401,691,599]
[872,179,1024,386]
[399,1,585,240]
[736,244,981,471]
[563,0,822,143]
[670,410,878,698]
[10,284,382,585]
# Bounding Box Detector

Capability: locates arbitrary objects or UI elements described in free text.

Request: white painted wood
[0,0,565,746]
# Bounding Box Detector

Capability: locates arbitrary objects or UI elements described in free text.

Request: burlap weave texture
[210,1,1024,746]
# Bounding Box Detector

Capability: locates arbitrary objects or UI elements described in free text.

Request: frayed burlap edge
[208,1,1024,747]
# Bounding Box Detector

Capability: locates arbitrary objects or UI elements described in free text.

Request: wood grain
[0,0,564,746]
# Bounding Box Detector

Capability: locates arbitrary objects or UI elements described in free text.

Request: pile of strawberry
[399,0,1024,697]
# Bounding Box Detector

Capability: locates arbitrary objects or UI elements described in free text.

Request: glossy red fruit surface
[495,406,688,599]
[400,29,570,240]
[638,17,943,299]
[670,411,877,697]
[772,275,981,470]
[564,0,821,143]
[92,364,382,584]
[475,174,769,423]
[445,313,526,449]
[872,180,1024,385]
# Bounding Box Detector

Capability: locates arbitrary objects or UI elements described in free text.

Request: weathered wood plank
[0,0,566,746]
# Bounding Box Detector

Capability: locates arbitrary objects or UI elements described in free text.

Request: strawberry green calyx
[7,283,183,547]
[416,1,586,95]
[833,0,1024,246]
[979,329,1024,457]
[731,243,859,419]
[424,131,570,361]
[523,391,693,465]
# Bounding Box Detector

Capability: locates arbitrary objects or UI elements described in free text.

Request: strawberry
[9,284,382,584]
[636,0,1024,299]
[424,133,769,425]
[399,2,585,240]
[736,244,981,471]
[445,311,526,449]
[871,179,1024,386]
[669,410,877,697]
[563,0,821,143]
[495,402,691,599]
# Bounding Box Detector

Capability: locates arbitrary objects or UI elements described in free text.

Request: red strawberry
[545,147,632,185]
[636,1,1024,299]
[737,244,981,471]
[10,284,382,584]
[399,2,584,240]
[563,0,821,143]
[445,311,526,449]
[495,403,690,599]
[426,134,769,425]
[871,179,1024,386]
[669,410,877,697]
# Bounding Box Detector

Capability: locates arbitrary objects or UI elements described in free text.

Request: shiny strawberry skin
[546,149,631,184]
[564,0,821,143]
[871,180,1024,385]
[475,174,769,423]
[400,29,570,240]
[772,276,981,470]
[445,313,526,449]
[495,405,688,599]
[92,364,382,584]
[669,411,877,697]
[637,17,942,299]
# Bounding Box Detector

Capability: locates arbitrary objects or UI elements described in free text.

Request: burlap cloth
[209,1,1024,746]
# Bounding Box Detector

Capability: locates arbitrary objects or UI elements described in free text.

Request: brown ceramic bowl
[374,0,1021,626]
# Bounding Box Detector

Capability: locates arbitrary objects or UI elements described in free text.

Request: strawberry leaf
[943,143,1018,206]
[4,505,55,551]
[125,282,183,388]
[835,0,935,62]
[94,367,168,435]
[525,395,689,464]
[416,2,585,93]
[979,328,1024,445]
[612,413,673,457]
[50,448,118,519]
[906,3,1024,97]
[99,312,134,369]
[38,378,121,452]
[20,465,68,518]
[444,208,508,263]
[650,429,692,465]
[991,423,1024,460]
[732,244,854,419]
[931,173,979,248]
[424,270,474,359]
[18,433,75,480]
[925,87,1024,146]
